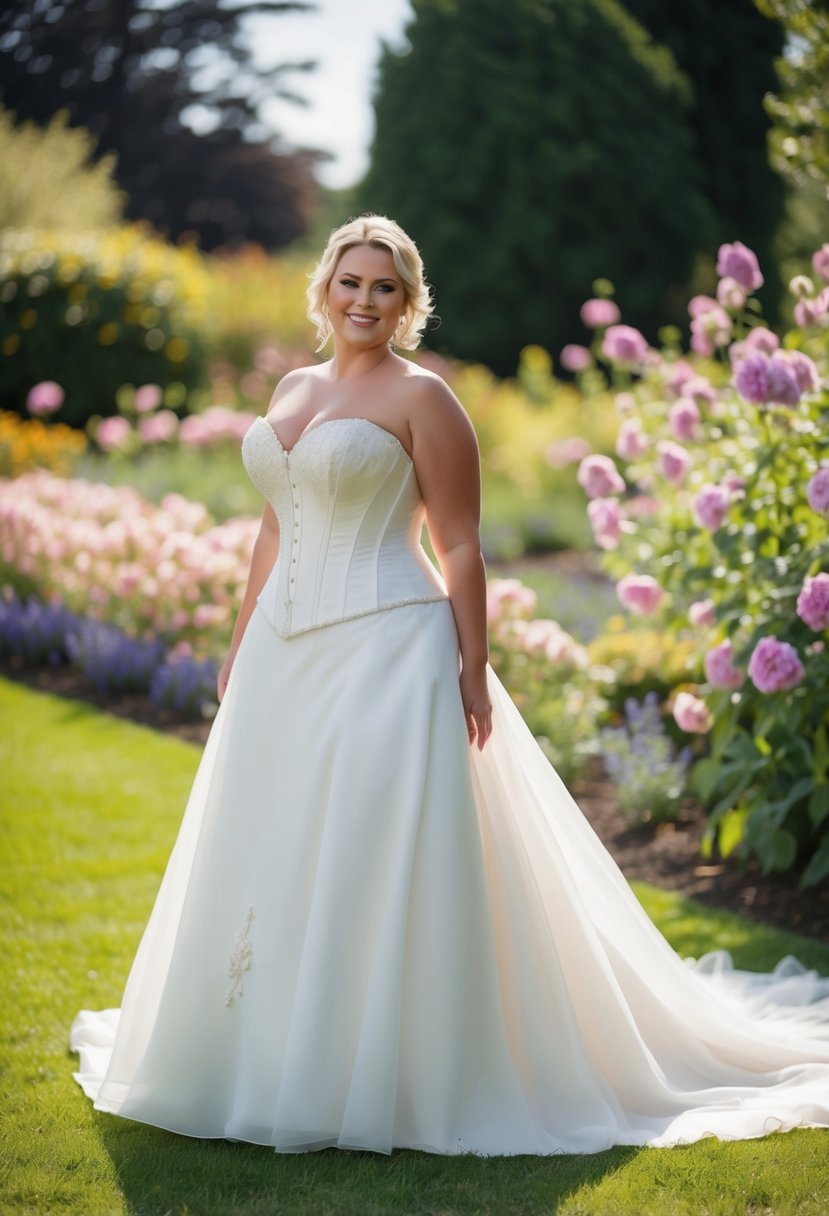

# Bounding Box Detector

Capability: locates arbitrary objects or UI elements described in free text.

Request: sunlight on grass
[1,676,827,1216]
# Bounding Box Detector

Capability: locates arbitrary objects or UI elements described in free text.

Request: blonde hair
[306,214,434,352]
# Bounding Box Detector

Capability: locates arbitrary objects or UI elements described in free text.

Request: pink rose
[615,418,649,461]
[587,497,622,550]
[812,243,829,285]
[560,344,593,372]
[668,397,701,442]
[26,381,64,416]
[602,325,649,365]
[692,483,731,531]
[689,599,716,629]
[716,276,747,311]
[580,298,621,328]
[95,416,132,451]
[672,691,713,734]
[657,440,691,484]
[796,573,829,632]
[616,573,664,616]
[704,639,744,689]
[807,468,829,514]
[134,384,163,413]
[577,454,625,499]
[716,241,764,292]
[748,637,805,694]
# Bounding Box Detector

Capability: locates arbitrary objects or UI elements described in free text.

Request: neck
[329,344,391,382]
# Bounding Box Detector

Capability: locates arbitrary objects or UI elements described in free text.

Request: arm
[410,379,492,750]
[217,502,280,701]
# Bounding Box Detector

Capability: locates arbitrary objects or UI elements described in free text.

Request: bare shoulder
[267,362,327,410]
[400,361,477,449]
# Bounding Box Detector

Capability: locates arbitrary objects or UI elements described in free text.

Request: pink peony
[587,497,623,550]
[546,436,592,468]
[776,349,820,395]
[734,352,801,407]
[668,397,702,442]
[26,381,64,416]
[580,298,621,328]
[560,344,593,372]
[716,276,747,311]
[616,573,664,616]
[657,440,691,484]
[134,383,163,413]
[615,417,649,461]
[812,243,829,284]
[748,637,805,694]
[95,416,132,451]
[704,639,744,689]
[796,573,829,632]
[602,325,649,365]
[577,454,625,499]
[716,241,764,292]
[692,483,731,531]
[689,599,716,629]
[138,409,179,444]
[673,691,713,734]
[807,468,829,514]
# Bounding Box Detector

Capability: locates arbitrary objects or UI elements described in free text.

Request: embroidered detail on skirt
[226,906,254,1007]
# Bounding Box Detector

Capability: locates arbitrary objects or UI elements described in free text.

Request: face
[326,244,406,349]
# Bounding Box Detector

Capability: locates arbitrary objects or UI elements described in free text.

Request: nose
[358,284,374,309]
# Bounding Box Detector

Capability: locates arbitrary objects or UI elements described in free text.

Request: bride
[71,214,829,1157]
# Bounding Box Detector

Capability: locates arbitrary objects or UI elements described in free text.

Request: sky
[246,0,414,190]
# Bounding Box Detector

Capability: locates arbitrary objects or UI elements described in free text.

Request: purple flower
[560,344,592,372]
[807,468,829,514]
[577,454,625,499]
[734,352,802,407]
[812,243,829,285]
[716,241,764,292]
[796,573,829,632]
[587,497,623,550]
[657,440,691,484]
[26,381,65,416]
[692,484,731,531]
[704,639,744,689]
[602,324,648,365]
[580,298,621,328]
[776,349,820,395]
[668,397,701,442]
[747,637,805,694]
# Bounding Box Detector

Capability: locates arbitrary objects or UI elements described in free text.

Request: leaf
[813,724,829,783]
[808,783,829,828]
[800,834,829,889]
[718,807,748,858]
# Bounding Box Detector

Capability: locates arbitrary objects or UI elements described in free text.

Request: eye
[376,284,396,293]
[340,277,359,287]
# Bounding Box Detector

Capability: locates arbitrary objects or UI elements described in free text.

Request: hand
[217,652,235,703]
[460,665,492,751]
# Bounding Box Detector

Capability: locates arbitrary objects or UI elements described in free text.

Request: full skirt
[71,600,829,1155]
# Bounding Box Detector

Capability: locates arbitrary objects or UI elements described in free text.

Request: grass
[1,674,828,1216]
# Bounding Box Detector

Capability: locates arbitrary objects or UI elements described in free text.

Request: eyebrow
[338,270,400,285]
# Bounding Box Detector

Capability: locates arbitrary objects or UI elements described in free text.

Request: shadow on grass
[99,1113,640,1216]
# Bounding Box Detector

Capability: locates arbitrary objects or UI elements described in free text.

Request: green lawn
[1,675,827,1216]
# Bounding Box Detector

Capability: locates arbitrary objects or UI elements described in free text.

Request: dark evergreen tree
[622,0,785,307]
[0,0,321,249]
[360,0,715,374]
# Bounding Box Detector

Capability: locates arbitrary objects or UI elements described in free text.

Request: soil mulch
[5,658,829,946]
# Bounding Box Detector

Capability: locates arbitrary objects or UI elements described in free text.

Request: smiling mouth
[347,314,380,326]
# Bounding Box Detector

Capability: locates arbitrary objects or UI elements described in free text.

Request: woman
[72,215,829,1157]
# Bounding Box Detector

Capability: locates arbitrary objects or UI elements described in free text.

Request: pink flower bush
[616,573,664,615]
[793,291,829,329]
[813,244,829,284]
[587,497,622,550]
[602,325,648,365]
[656,440,691,484]
[560,344,592,372]
[778,349,820,395]
[796,573,829,632]
[506,617,587,667]
[134,384,163,413]
[26,381,64,416]
[747,637,805,694]
[577,454,625,499]
[138,410,179,444]
[716,277,747,312]
[673,691,713,734]
[688,296,731,355]
[716,241,763,292]
[689,599,715,629]
[546,436,592,468]
[807,468,829,514]
[178,406,258,447]
[668,397,701,442]
[580,298,620,328]
[665,360,695,396]
[95,416,132,451]
[486,578,538,625]
[692,483,731,531]
[734,352,801,407]
[704,639,744,689]
[615,417,649,461]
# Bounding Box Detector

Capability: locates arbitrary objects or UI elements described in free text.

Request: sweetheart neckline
[255,415,413,465]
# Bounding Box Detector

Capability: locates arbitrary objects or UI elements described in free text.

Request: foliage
[0,408,87,477]
[0,0,320,250]
[3,675,829,1216]
[599,693,692,824]
[361,0,713,374]
[586,617,701,709]
[574,240,829,884]
[0,106,123,231]
[0,225,211,425]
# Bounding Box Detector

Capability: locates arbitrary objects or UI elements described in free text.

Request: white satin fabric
[71,419,829,1155]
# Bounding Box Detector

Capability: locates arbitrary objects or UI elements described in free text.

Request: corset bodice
[240,415,448,638]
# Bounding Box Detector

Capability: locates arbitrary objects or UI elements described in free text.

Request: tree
[360,0,714,374]
[0,0,321,249]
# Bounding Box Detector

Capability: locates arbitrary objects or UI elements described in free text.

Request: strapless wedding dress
[71,415,829,1156]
